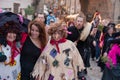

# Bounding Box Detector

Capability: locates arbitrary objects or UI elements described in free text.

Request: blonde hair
[76,12,86,23]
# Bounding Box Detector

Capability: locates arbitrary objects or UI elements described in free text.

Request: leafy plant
[101,56,108,63]
[25,5,35,15]
[98,25,103,32]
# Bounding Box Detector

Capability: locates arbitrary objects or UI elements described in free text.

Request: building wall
[113,0,120,23]
[87,0,120,23]
[87,0,112,18]
[0,0,33,13]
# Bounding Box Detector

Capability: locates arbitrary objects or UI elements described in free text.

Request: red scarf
[50,38,66,53]
[7,41,20,65]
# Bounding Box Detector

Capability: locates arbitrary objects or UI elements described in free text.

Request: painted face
[76,17,84,29]
[52,30,62,41]
[30,24,40,39]
[6,33,16,42]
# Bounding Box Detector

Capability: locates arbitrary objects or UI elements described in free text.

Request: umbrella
[19,18,30,32]
[0,12,20,27]
[0,12,30,32]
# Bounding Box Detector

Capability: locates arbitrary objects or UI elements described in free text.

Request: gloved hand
[0,36,7,46]
[0,52,7,62]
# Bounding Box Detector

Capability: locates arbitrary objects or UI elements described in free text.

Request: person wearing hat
[0,21,21,80]
[98,23,120,72]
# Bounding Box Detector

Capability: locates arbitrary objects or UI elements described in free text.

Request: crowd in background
[0,9,120,80]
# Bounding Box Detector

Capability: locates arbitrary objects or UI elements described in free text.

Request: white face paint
[52,31,62,41]
[6,33,16,42]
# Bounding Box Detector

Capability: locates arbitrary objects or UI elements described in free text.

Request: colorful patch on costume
[7,76,10,79]
[41,56,46,64]
[52,59,59,67]
[67,70,73,76]
[48,74,54,80]
[16,42,21,48]
[72,45,75,51]
[6,48,9,51]
[17,73,21,80]
[64,57,70,66]
[50,48,57,58]
[61,73,68,80]
[63,48,71,56]
[72,78,75,80]
[12,69,17,79]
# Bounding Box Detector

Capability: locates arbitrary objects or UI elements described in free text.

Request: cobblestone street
[86,59,103,80]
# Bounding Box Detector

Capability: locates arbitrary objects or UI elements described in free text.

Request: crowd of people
[0,9,120,80]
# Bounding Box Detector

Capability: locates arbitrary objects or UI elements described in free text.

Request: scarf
[50,38,66,53]
[7,41,20,65]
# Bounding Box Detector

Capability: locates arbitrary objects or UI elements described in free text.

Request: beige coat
[32,40,85,80]
[80,22,92,41]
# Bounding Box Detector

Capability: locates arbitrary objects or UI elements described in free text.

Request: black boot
[84,69,87,75]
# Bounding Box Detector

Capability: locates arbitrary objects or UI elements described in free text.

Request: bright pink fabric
[20,33,28,48]
[18,14,24,23]
[106,44,120,68]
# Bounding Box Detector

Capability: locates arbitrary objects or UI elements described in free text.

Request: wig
[48,23,67,38]
[1,21,21,42]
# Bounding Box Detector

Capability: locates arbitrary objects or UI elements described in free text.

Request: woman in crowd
[32,23,85,80]
[20,20,47,80]
[102,37,120,80]
[98,23,120,71]
[0,21,21,80]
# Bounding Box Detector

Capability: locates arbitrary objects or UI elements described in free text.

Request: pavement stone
[85,59,103,80]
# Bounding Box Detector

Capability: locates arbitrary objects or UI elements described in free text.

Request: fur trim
[106,44,120,68]
[80,22,92,41]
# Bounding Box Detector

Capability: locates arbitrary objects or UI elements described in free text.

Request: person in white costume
[0,21,21,80]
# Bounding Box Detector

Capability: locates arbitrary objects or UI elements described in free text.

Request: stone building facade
[85,0,120,23]
[0,0,33,14]
[44,0,120,23]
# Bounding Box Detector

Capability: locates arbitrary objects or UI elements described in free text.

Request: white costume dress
[0,44,20,80]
